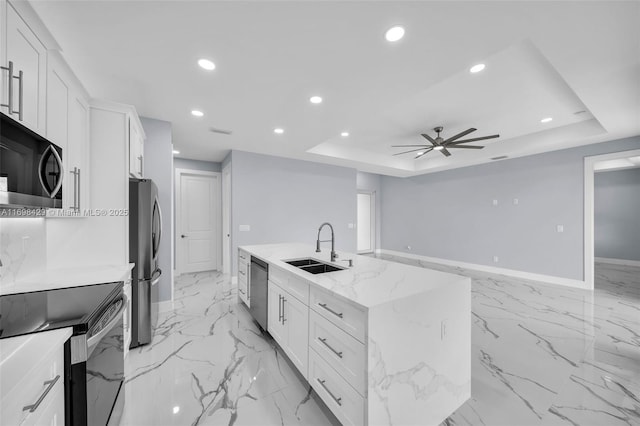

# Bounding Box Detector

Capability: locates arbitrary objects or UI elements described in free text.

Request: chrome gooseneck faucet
[316,222,338,262]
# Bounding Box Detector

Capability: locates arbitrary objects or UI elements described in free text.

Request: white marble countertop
[240,243,467,308]
[0,263,134,296]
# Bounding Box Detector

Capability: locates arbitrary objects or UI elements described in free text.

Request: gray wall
[230,150,357,274]
[594,167,640,261]
[141,117,173,302]
[381,136,640,280]
[174,158,221,173]
[357,172,382,251]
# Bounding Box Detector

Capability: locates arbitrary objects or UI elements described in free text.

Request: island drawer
[238,258,249,284]
[310,287,366,343]
[269,266,309,305]
[238,249,250,263]
[309,310,366,396]
[310,348,365,426]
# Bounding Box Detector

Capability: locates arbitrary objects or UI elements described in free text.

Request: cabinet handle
[1,61,14,113]
[239,288,245,295]
[23,375,60,413]
[15,69,23,121]
[77,168,81,211]
[318,303,343,319]
[70,167,79,211]
[138,155,143,175]
[318,337,343,359]
[282,297,287,324]
[278,295,284,323]
[239,270,245,276]
[316,378,342,406]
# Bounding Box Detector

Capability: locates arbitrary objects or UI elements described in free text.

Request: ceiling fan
[392,126,500,159]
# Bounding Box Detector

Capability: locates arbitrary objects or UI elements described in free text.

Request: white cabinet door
[283,293,309,378]
[129,119,143,178]
[4,2,47,134]
[45,67,68,149]
[68,92,89,212]
[267,282,286,346]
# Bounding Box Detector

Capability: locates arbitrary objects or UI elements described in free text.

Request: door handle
[1,61,14,113]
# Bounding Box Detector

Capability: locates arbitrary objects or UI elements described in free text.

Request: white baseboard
[156,300,174,313]
[378,249,587,290]
[595,257,640,267]
[231,276,238,285]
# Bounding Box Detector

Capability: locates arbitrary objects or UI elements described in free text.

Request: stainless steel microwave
[1,112,63,210]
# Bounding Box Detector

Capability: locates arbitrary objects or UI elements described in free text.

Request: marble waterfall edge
[367,276,471,425]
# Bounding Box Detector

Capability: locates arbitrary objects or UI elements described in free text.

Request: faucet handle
[341,259,353,267]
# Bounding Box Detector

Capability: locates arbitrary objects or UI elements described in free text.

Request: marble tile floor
[120,260,640,426]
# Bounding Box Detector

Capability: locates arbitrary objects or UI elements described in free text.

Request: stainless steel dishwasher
[249,256,268,331]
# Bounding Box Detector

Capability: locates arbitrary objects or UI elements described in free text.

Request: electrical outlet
[492,199,498,206]
[493,255,499,263]
[348,223,355,229]
[556,225,564,233]
[406,245,412,250]
[239,225,250,232]
[513,198,519,205]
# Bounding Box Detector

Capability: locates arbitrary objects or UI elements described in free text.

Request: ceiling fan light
[434,146,444,151]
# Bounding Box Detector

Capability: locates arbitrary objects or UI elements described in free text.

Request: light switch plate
[348,223,355,229]
[492,199,498,206]
[493,255,499,263]
[557,225,564,233]
[239,225,250,232]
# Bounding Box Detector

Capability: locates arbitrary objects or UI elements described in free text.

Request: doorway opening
[357,191,376,254]
[175,169,221,274]
[584,149,640,289]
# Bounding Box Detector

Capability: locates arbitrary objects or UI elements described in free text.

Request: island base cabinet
[309,348,365,426]
[267,281,309,379]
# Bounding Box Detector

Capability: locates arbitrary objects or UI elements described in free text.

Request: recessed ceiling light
[540,117,553,123]
[341,132,349,137]
[309,96,323,104]
[173,406,180,414]
[197,59,215,71]
[191,110,204,117]
[434,146,444,151]
[172,150,180,155]
[470,63,485,73]
[385,26,405,42]
[274,128,284,134]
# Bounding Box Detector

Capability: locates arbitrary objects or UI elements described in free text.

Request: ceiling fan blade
[448,134,500,144]
[446,144,484,149]
[421,133,438,145]
[414,147,434,159]
[391,145,430,147]
[393,147,428,156]
[440,147,452,157]
[443,128,476,144]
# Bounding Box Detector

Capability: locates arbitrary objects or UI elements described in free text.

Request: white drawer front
[238,249,250,263]
[238,278,249,307]
[309,310,366,396]
[309,348,365,426]
[238,261,248,284]
[22,382,64,426]
[1,337,66,426]
[269,266,309,305]
[310,287,366,343]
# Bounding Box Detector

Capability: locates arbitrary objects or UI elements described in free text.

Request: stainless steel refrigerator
[129,178,162,348]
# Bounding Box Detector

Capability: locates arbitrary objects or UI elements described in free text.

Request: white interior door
[357,192,375,254]
[222,164,231,274]
[179,172,219,273]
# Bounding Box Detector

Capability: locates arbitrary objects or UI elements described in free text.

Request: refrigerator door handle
[153,195,163,261]
[140,269,162,286]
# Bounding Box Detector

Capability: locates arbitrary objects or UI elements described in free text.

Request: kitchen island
[239,243,471,426]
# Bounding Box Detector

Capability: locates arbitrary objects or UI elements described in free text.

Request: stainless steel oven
[0,112,63,210]
[65,289,126,426]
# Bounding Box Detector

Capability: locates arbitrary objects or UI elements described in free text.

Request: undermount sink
[284,258,345,274]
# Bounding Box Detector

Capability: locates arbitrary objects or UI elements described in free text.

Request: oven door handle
[87,295,127,350]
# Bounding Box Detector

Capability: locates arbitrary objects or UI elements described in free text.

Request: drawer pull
[23,375,60,413]
[318,302,343,318]
[318,337,343,358]
[239,270,245,276]
[239,288,245,294]
[316,378,342,406]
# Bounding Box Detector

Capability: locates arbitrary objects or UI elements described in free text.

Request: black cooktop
[0,281,123,340]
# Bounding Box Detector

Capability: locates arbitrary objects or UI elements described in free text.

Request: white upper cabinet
[46,51,90,216]
[2,1,47,134]
[129,118,144,178]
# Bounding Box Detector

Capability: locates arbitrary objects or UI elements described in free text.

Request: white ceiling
[30,1,640,177]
